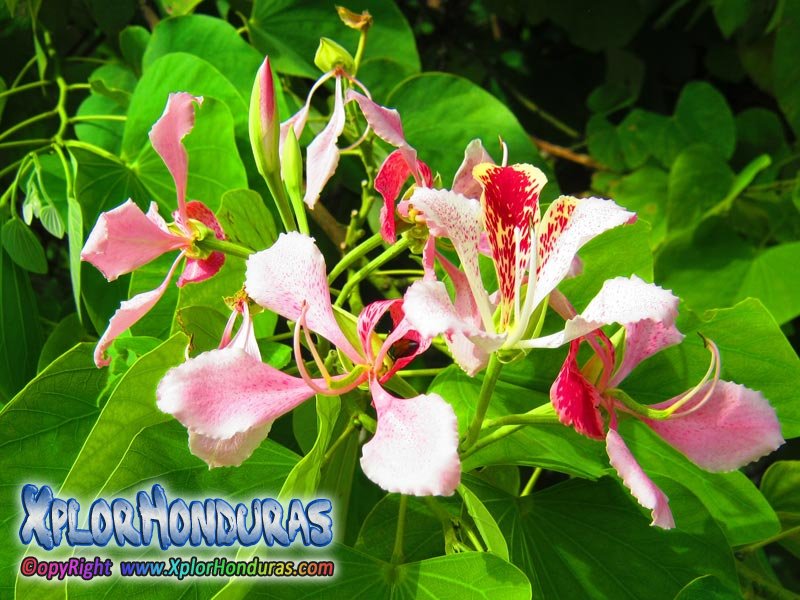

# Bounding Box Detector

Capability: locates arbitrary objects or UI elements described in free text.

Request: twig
[532,136,607,170]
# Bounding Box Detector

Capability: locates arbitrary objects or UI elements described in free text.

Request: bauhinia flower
[401,160,635,375]
[157,232,461,496]
[541,275,784,528]
[81,92,227,367]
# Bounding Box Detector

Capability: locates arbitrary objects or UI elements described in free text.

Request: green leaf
[606,166,668,247]
[88,63,137,107]
[656,219,800,324]
[176,305,229,355]
[0,246,43,402]
[712,0,752,38]
[355,494,450,562]
[237,544,531,599]
[674,575,741,599]
[667,144,734,232]
[760,461,800,558]
[157,0,203,16]
[66,195,83,314]
[55,334,188,500]
[74,93,126,154]
[142,15,264,102]
[216,188,278,252]
[250,0,420,79]
[544,0,645,51]
[1,219,47,273]
[674,82,736,160]
[734,108,789,182]
[119,25,150,75]
[36,313,87,371]
[465,475,738,599]
[84,0,136,32]
[458,481,509,559]
[623,298,800,439]
[388,73,557,199]
[0,344,105,595]
[586,114,626,172]
[774,1,800,137]
[617,109,659,169]
[587,49,644,114]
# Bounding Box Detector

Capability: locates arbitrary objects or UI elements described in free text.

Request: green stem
[69,115,127,123]
[391,495,408,565]
[460,425,524,461]
[66,83,91,91]
[0,80,50,99]
[738,524,800,554]
[0,138,50,150]
[328,231,384,283]
[195,236,254,259]
[355,411,377,434]
[521,468,541,496]
[463,354,503,450]
[11,57,38,88]
[334,237,411,307]
[482,404,559,429]
[352,28,369,75]
[396,368,445,378]
[321,421,357,467]
[0,110,56,143]
[509,86,580,139]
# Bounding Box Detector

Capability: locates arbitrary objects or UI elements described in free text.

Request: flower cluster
[81,51,784,530]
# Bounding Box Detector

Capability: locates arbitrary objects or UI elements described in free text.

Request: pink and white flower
[545,276,784,528]
[81,92,226,367]
[157,232,461,496]
[401,160,635,375]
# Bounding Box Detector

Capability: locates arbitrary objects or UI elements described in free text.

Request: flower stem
[521,468,541,496]
[738,524,800,554]
[481,405,559,429]
[321,421,357,467]
[391,495,408,565]
[0,80,50,99]
[462,354,503,450]
[327,231,384,283]
[0,110,57,143]
[69,115,127,123]
[396,368,445,378]
[460,424,524,461]
[195,237,254,260]
[0,138,50,150]
[334,236,411,307]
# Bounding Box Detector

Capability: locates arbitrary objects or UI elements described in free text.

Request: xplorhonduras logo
[19,484,333,550]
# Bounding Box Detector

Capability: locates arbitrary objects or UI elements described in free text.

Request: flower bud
[249,56,280,179]
[314,37,355,74]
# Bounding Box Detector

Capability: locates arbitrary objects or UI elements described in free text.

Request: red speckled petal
[550,340,605,439]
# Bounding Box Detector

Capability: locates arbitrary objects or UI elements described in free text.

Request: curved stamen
[664,336,721,418]
[293,303,339,396]
[339,72,373,153]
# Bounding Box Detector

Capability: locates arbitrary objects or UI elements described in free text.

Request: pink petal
[81,199,186,281]
[346,90,407,147]
[550,340,605,440]
[405,187,492,324]
[452,139,494,199]
[188,425,272,468]
[175,201,227,287]
[148,92,203,223]
[606,428,675,528]
[224,303,261,361]
[376,149,433,243]
[533,196,635,310]
[378,305,431,380]
[473,163,547,328]
[523,276,681,352]
[94,253,184,367]
[403,280,502,376]
[157,347,317,440]
[360,379,461,496]
[645,381,784,472]
[303,76,346,207]
[245,232,362,362]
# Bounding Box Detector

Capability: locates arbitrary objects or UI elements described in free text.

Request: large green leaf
[0,344,105,595]
[667,144,734,232]
[388,73,557,199]
[0,246,43,403]
[657,219,800,324]
[54,334,188,500]
[465,475,738,599]
[673,82,736,161]
[143,15,263,102]
[234,544,531,599]
[1,219,46,273]
[249,0,419,79]
[216,188,278,252]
